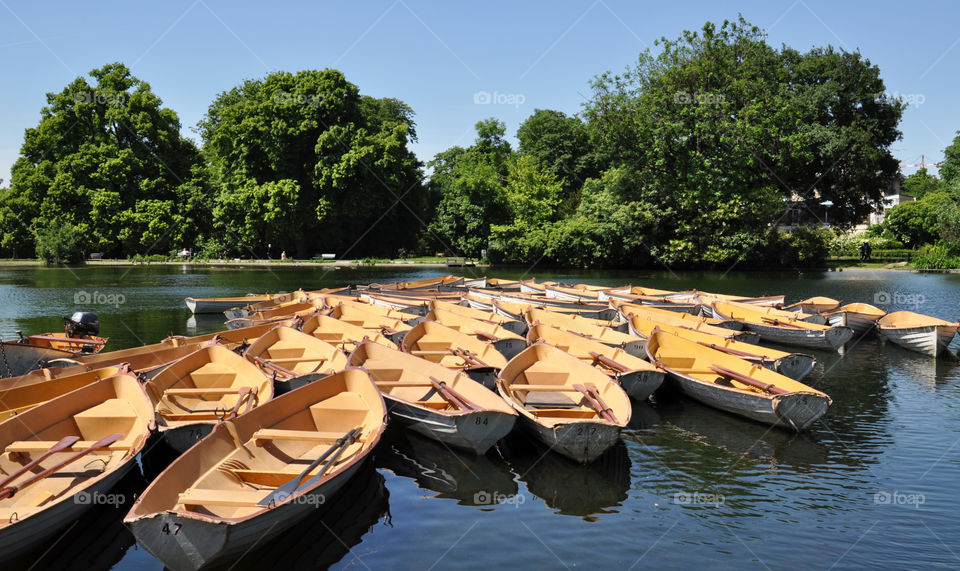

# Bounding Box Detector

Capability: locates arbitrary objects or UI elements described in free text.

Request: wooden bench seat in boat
[530,408,596,419]
[0,490,57,519]
[508,384,580,392]
[252,428,368,446]
[178,488,271,507]
[6,438,131,455]
[164,387,252,397]
[521,370,570,385]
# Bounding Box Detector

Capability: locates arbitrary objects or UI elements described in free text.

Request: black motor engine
[64,311,100,337]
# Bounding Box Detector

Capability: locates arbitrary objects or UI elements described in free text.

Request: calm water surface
[1,264,958,570]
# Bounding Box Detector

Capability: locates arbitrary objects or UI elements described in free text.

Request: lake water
[1,264,959,570]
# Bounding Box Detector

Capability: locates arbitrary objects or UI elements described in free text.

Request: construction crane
[899,155,942,170]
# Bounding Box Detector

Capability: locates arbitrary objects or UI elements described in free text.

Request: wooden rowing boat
[783,296,842,315]
[0,371,153,559]
[629,317,816,381]
[646,331,831,430]
[429,299,527,335]
[525,307,646,356]
[165,321,299,351]
[125,368,387,570]
[496,343,630,463]
[299,313,398,352]
[427,307,527,359]
[710,299,826,325]
[0,341,77,378]
[243,326,348,394]
[824,303,886,336]
[144,345,273,452]
[348,342,515,454]
[486,278,522,291]
[693,291,785,308]
[613,300,752,335]
[0,365,129,422]
[527,325,664,401]
[223,287,349,320]
[876,311,959,357]
[711,301,853,352]
[224,300,323,329]
[543,283,601,302]
[519,279,548,294]
[401,321,508,387]
[185,293,292,314]
[620,304,759,344]
[327,301,414,344]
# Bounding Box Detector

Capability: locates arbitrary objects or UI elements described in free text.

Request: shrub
[912,244,960,269]
[34,222,85,265]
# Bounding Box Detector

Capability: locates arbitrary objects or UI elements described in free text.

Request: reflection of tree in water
[217,461,390,570]
[4,466,146,570]
[499,433,631,519]
[374,426,517,505]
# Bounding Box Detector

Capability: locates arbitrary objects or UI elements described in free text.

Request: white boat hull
[517,416,622,464]
[828,311,879,336]
[664,370,830,430]
[385,397,515,455]
[878,325,957,357]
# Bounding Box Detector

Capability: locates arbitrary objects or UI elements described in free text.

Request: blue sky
[1,0,958,184]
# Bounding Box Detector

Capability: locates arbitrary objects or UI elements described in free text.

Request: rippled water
[1,264,958,569]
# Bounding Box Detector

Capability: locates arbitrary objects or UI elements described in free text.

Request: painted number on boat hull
[162,523,183,535]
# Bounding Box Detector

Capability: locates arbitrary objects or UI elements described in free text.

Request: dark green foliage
[35,221,85,265]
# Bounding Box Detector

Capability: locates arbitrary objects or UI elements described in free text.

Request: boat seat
[0,490,56,520]
[409,349,452,356]
[415,400,451,410]
[252,429,365,446]
[164,387,249,396]
[72,399,137,441]
[509,384,579,392]
[6,439,132,455]
[521,371,570,385]
[178,488,269,507]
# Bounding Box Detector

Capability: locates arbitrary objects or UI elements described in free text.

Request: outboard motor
[64,312,100,338]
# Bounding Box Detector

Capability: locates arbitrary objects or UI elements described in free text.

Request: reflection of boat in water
[212,461,390,570]
[1,463,144,569]
[375,427,518,505]
[499,434,631,518]
[635,396,830,469]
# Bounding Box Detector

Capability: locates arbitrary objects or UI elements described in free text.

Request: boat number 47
[161,523,183,535]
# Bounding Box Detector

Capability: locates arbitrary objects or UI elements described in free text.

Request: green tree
[426,120,511,257]
[940,132,960,184]
[883,192,958,247]
[581,17,902,265]
[1,63,203,258]
[199,69,425,258]
[901,168,941,199]
[516,109,595,211]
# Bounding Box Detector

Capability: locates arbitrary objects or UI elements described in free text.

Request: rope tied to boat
[0,339,9,377]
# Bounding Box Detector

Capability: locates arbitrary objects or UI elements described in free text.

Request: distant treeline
[4,17,949,268]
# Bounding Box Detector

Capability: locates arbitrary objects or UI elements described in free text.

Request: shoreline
[0,259,956,272]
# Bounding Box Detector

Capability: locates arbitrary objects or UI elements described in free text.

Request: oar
[759,316,809,329]
[708,365,790,395]
[0,436,80,490]
[573,383,618,423]
[428,376,480,411]
[258,427,362,506]
[695,341,769,362]
[451,348,492,369]
[0,433,122,500]
[588,351,630,373]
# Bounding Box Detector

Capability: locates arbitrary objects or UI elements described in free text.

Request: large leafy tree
[940,132,960,184]
[582,17,903,265]
[199,70,425,258]
[516,109,595,212]
[901,168,941,199]
[1,63,204,258]
[426,119,511,257]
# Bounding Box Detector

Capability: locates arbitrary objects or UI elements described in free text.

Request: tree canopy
[1,63,204,260]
